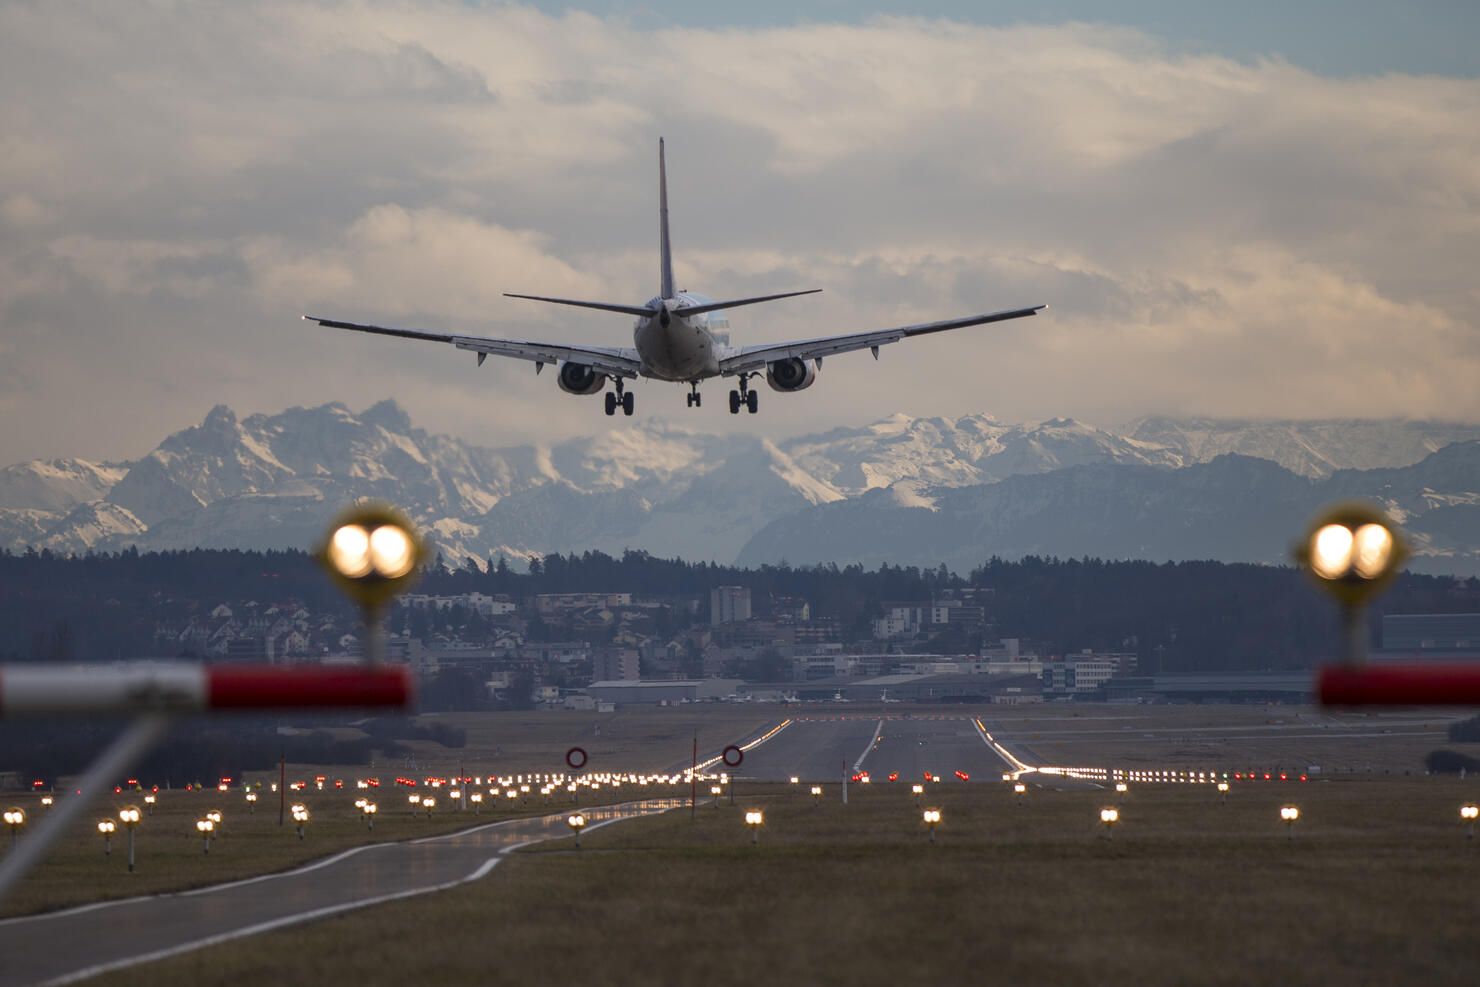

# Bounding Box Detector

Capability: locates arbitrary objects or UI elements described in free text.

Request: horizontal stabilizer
[674,288,822,317]
[503,294,657,318]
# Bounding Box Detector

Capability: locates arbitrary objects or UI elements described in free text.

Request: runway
[734,713,1022,783]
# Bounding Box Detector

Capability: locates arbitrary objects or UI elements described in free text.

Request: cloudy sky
[3,1,1478,465]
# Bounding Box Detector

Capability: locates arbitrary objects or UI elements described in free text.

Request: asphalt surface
[0,800,683,987]
[738,713,1018,783]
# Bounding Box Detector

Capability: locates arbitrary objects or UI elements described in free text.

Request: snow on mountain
[0,459,128,512]
[1125,417,1480,478]
[36,501,148,554]
[778,413,1181,493]
[2,400,1478,572]
[736,444,1480,575]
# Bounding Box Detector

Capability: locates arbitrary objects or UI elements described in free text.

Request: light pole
[96,819,116,856]
[1294,503,1407,665]
[3,809,23,851]
[568,813,586,848]
[1100,808,1118,840]
[143,794,156,817]
[922,809,941,843]
[1115,782,1128,804]
[245,791,258,814]
[291,804,310,839]
[1461,804,1478,839]
[196,818,214,854]
[711,785,723,808]
[422,796,436,817]
[745,811,764,845]
[912,783,924,807]
[1014,782,1027,806]
[118,806,141,873]
[1217,781,1229,804]
[470,792,482,816]
[408,793,422,817]
[810,785,823,807]
[1281,805,1300,840]
[362,801,377,831]
[317,504,425,665]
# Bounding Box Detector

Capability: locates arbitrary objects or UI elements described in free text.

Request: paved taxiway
[0,800,682,987]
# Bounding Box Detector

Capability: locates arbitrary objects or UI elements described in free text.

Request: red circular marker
[722,745,744,768]
[566,747,588,770]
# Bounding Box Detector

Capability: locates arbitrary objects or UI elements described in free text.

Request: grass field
[91,775,1480,986]
[10,702,1480,984]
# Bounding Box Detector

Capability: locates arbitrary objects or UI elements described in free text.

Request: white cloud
[1,2,1478,464]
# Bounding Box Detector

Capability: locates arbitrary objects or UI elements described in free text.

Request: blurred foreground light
[317,503,425,609]
[1294,503,1407,606]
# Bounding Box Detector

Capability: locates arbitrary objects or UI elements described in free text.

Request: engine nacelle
[557,362,605,396]
[766,357,817,393]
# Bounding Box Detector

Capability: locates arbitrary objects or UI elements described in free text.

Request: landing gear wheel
[622,391,635,416]
[604,392,617,416]
[746,390,759,414]
[729,390,741,415]
[687,383,702,408]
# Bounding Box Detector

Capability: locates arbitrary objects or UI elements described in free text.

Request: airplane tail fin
[659,138,675,300]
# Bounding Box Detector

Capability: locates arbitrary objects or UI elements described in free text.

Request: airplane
[304,139,1045,417]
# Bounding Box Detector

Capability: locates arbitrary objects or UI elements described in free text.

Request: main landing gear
[604,379,634,417]
[686,382,702,408]
[729,375,759,415]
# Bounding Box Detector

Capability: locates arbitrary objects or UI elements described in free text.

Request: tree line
[1,546,1477,673]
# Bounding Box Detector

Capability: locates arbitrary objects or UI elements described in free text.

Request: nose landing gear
[686,382,702,408]
[729,375,759,415]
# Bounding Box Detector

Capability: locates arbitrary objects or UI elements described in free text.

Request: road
[0,800,682,987]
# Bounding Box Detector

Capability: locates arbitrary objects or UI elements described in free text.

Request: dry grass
[92,776,1480,986]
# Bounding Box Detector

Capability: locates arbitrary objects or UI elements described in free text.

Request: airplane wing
[717,305,1046,376]
[303,316,643,378]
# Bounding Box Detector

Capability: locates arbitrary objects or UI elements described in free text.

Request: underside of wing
[303,315,642,378]
[717,305,1045,376]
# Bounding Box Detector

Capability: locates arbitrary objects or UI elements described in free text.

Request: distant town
[6,547,1475,710]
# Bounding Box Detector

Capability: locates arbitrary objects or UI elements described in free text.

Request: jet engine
[558,362,605,395]
[765,357,817,392]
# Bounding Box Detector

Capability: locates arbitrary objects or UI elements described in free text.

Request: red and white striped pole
[1318,662,1480,706]
[0,662,412,901]
[0,663,412,716]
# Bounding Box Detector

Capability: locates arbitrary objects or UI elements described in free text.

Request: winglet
[659,138,675,301]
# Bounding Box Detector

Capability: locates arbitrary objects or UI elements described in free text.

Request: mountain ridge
[3,400,1478,573]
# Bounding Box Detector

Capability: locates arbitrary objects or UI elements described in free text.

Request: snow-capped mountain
[736,443,1480,576]
[2,400,1478,573]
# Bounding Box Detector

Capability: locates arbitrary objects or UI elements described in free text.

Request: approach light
[745,810,765,844]
[922,808,942,843]
[96,818,116,855]
[568,813,587,847]
[1463,804,1478,838]
[1281,805,1300,840]
[1100,807,1119,839]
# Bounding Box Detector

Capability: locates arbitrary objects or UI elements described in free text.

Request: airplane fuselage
[633,292,729,381]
